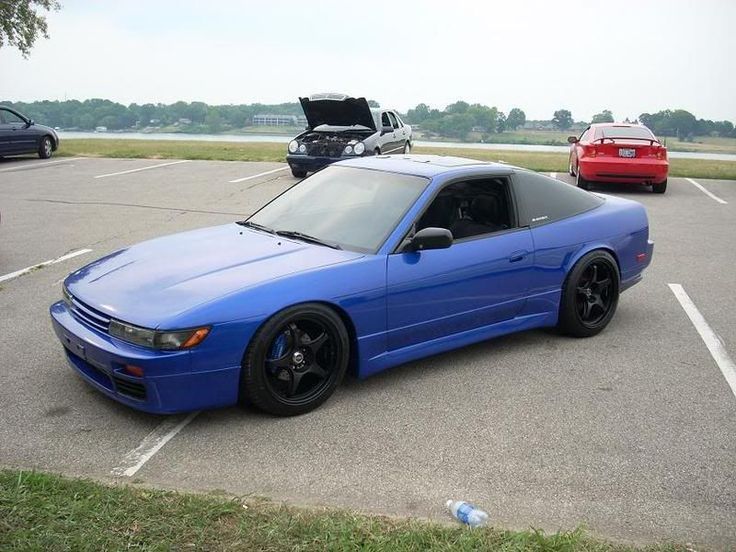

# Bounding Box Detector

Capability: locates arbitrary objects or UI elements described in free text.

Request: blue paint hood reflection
[64,224,362,328]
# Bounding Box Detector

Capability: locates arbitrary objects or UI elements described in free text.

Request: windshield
[247,166,429,253]
[600,126,655,140]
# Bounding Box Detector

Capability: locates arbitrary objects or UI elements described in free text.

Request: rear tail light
[583,145,598,158]
[655,147,667,160]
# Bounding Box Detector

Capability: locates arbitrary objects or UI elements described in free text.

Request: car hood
[65,224,362,328]
[299,95,376,131]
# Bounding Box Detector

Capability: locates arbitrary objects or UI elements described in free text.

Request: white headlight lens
[343,145,353,155]
[288,140,298,153]
[298,144,306,153]
[353,142,365,155]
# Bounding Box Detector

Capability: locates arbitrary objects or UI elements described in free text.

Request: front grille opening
[69,295,112,333]
[112,374,147,401]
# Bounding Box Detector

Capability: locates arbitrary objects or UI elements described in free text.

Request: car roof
[335,154,513,178]
[588,122,648,128]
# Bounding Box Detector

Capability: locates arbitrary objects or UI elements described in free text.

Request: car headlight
[353,142,365,155]
[288,140,299,153]
[343,145,353,155]
[109,319,210,350]
[298,144,306,153]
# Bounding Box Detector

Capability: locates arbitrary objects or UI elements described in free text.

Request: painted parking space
[0,158,734,548]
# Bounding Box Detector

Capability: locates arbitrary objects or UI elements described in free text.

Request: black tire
[652,179,667,194]
[576,167,590,190]
[374,148,381,156]
[240,303,350,416]
[557,250,620,337]
[291,167,307,178]
[39,136,53,159]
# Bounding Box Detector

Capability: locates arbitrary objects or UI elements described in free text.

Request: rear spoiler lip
[594,137,663,146]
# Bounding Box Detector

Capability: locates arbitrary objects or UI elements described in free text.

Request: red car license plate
[619,148,636,158]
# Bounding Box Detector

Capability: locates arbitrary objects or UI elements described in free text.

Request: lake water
[59,131,736,162]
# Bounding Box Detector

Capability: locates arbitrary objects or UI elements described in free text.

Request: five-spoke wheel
[558,250,620,337]
[240,303,349,416]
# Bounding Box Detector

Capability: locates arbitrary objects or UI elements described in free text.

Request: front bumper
[579,157,668,184]
[286,153,363,173]
[49,301,242,414]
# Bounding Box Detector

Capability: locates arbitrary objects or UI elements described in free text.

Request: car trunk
[587,139,667,160]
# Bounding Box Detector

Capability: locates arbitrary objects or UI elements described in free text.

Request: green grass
[56,139,736,180]
[0,470,685,551]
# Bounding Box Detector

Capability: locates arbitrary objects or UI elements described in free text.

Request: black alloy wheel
[558,250,620,337]
[240,303,349,416]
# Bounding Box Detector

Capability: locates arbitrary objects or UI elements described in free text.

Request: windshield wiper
[275,230,342,250]
[237,220,275,234]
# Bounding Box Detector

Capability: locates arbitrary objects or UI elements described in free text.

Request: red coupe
[568,123,669,193]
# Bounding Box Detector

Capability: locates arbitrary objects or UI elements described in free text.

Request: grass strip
[56,139,736,180]
[0,469,685,551]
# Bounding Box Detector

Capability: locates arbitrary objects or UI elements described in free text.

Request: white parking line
[550,172,558,179]
[0,248,93,284]
[0,158,86,173]
[229,166,289,183]
[94,160,190,179]
[111,411,199,477]
[669,283,736,399]
[685,178,728,204]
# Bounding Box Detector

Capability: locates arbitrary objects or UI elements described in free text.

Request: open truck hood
[299,93,376,131]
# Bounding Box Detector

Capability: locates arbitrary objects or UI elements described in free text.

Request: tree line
[2,98,734,141]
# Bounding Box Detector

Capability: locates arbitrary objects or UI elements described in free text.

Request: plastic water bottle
[446,500,489,528]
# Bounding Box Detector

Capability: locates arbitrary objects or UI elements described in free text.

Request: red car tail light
[583,145,598,158]
[655,147,667,160]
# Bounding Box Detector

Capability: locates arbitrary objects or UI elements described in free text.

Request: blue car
[50,155,653,416]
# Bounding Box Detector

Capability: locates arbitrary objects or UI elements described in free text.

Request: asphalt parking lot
[1,156,734,548]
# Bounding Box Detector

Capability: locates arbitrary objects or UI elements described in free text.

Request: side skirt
[359,311,557,378]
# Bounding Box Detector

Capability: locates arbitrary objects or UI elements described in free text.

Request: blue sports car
[50,155,653,416]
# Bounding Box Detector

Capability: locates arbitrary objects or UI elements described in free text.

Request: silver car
[286,93,412,177]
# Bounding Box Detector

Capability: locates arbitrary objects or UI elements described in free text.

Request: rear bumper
[49,301,241,414]
[579,157,668,184]
[621,239,654,292]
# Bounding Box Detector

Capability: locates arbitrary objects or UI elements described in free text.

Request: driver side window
[381,112,391,128]
[415,178,514,241]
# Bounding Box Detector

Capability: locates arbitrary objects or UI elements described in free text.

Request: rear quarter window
[512,170,603,226]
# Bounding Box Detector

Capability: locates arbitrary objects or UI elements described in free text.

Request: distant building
[178,118,192,125]
[94,126,108,132]
[253,114,307,127]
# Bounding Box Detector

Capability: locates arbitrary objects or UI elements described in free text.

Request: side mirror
[381,125,393,135]
[406,227,453,252]
[567,136,578,144]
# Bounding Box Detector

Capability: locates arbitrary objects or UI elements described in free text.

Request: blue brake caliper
[267,331,289,372]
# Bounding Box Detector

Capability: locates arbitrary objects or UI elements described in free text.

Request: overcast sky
[1,0,734,122]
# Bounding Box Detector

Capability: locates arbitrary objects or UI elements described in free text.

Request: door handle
[509,250,529,263]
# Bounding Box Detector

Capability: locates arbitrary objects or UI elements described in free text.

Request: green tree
[496,112,507,133]
[552,109,573,130]
[670,109,697,139]
[506,108,526,130]
[367,99,380,108]
[406,103,431,123]
[0,0,60,57]
[445,101,469,114]
[205,109,222,133]
[591,110,614,123]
